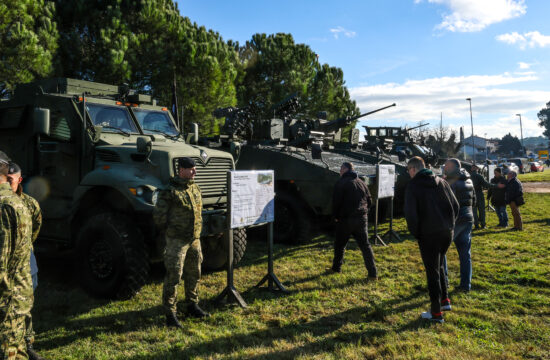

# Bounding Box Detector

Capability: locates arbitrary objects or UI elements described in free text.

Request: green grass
[518,169,550,182]
[34,193,550,359]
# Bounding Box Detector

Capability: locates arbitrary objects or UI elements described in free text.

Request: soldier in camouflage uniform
[153,157,209,329]
[7,163,44,360]
[0,151,33,360]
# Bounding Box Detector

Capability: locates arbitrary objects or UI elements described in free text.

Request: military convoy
[0,78,246,298]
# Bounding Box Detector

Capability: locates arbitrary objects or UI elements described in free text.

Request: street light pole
[466,98,474,163]
[484,132,488,163]
[516,114,524,155]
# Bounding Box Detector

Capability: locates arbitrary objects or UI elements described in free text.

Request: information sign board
[377,164,395,199]
[230,170,275,228]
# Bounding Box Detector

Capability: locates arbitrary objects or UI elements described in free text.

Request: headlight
[129,186,155,204]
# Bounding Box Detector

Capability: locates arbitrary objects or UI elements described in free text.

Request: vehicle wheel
[201,228,247,271]
[274,191,311,244]
[76,213,149,299]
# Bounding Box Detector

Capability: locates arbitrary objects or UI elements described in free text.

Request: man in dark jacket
[505,170,524,231]
[404,157,459,323]
[470,164,491,229]
[331,162,377,279]
[443,158,475,292]
[487,167,508,227]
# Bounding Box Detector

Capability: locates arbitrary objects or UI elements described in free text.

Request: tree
[537,101,550,139]
[236,33,359,134]
[0,0,58,96]
[497,133,522,155]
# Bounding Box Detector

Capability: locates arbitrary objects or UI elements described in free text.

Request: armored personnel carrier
[0,78,246,298]
[211,97,392,243]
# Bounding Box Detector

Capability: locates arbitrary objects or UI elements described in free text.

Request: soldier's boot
[27,342,47,360]
[186,303,210,318]
[165,312,184,329]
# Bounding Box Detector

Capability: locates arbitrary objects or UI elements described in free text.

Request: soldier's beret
[8,162,21,174]
[178,157,196,169]
[0,150,10,165]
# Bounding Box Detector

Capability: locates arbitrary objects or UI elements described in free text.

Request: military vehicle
[333,122,443,211]
[0,78,246,298]
[210,97,397,243]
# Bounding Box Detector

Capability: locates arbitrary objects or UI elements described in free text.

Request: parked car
[509,157,530,174]
[499,162,519,175]
[530,161,545,172]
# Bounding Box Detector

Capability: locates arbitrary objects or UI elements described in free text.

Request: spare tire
[76,213,149,299]
[201,228,247,271]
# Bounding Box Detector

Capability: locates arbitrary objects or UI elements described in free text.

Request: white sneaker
[441,299,452,311]
[421,311,444,323]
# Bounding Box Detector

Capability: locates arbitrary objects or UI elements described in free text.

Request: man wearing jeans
[488,167,508,227]
[331,162,377,280]
[404,157,459,323]
[443,158,475,292]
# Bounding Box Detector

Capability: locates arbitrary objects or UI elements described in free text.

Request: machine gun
[213,106,255,140]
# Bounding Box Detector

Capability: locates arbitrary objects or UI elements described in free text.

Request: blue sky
[177,0,550,139]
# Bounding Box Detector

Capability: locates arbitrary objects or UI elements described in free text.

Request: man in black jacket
[443,158,475,292]
[470,164,491,229]
[331,162,377,279]
[404,156,459,323]
[505,170,524,231]
[487,167,508,227]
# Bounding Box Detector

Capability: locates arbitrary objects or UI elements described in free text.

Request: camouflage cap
[8,162,21,174]
[178,157,196,169]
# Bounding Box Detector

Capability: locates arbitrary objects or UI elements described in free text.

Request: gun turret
[213,106,253,139]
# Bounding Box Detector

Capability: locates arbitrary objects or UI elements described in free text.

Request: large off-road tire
[201,228,247,271]
[76,213,149,299]
[274,191,311,244]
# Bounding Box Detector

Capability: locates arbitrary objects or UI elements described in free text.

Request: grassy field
[33,193,550,359]
[518,168,550,182]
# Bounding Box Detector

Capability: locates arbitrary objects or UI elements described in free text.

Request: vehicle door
[32,97,82,241]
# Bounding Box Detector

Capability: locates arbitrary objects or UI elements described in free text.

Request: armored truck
[0,78,245,298]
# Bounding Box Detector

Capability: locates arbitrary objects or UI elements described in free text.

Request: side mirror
[186,123,200,144]
[34,108,50,135]
[136,136,152,154]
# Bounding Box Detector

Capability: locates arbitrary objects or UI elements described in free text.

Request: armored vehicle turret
[0,78,246,298]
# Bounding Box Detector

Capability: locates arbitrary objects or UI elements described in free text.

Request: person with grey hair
[504,170,524,231]
[443,158,475,292]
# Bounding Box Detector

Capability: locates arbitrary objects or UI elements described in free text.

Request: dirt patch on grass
[523,182,550,193]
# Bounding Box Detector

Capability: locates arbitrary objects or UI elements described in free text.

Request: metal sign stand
[373,198,387,246]
[382,196,401,243]
[215,172,247,308]
[256,222,287,292]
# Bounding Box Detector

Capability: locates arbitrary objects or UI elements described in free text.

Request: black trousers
[418,231,453,314]
[333,217,377,277]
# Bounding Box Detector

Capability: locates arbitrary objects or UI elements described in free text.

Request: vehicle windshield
[86,103,138,133]
[412,144,428,155]
[132,108,178,136]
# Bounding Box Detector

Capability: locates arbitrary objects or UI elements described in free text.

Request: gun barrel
[407,123,430,131]
[352,103,396,122]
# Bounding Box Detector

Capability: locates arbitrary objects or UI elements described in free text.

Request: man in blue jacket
[405,156,459,323]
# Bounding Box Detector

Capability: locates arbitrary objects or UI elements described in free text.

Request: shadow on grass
[125,289,428,360]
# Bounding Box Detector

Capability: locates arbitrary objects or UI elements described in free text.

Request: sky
[176,0,550,140]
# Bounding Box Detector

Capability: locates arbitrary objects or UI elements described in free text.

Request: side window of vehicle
[47,110,71,142]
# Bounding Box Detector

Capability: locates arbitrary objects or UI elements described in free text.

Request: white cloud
[496,31,550,49]
[329,26,356,39]
[417,0,526,32]
[349,72,550,138]
[518,62,531,69]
